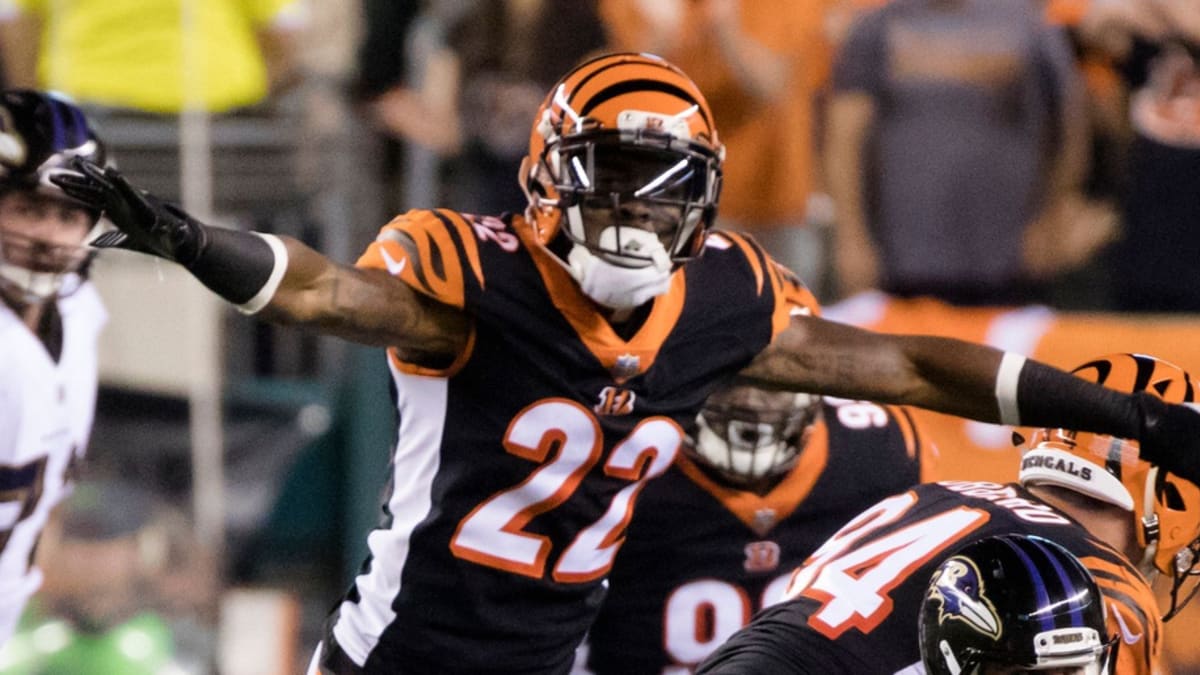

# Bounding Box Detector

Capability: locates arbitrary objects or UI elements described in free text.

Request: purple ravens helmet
[919,534,1113,675]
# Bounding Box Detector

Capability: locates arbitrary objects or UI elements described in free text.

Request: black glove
[1137,393,1200,486]
[52,159,209,266]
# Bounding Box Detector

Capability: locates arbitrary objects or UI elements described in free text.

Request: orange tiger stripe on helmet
[553,54,718,143]
[521,52,724,246]
[1022,353,1200,597]
[1073,353,1196,405]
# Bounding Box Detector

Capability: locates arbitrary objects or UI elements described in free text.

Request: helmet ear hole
[1160,479,1186,511]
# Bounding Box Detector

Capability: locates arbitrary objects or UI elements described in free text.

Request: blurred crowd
[1,0,1193,312]
[1,0,1199,673]
[357,0,1200,314]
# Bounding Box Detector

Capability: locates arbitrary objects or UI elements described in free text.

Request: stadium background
[2,0,1200,673]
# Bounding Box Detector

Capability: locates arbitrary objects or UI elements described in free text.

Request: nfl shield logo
[753,508,778,534]
[612,353,640,380]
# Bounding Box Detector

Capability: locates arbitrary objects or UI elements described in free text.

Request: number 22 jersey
[326,209,815,673]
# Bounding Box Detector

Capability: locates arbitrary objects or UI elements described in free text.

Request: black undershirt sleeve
[1015,359,1200,484]
[185,227,276,305]
[1014,360,1141,438]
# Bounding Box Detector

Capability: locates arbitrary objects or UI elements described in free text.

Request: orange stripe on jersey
[888,405,940,482]
[887,405,920,461]
[765,260,820,339]
[1079,554,1162,674]
[676,419,830,536]
[435,209,486,292]
[771,261,819,315]
[356,209,483,309]
[410,214,465,305]
[387,328,478,379]
[719,231,820,339]
[512,214,686,383]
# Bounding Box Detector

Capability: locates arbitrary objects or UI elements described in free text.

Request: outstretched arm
[741,315,1006,422]
[742,315,1200,483]
[255,236,469,353]
[54,160,469,356]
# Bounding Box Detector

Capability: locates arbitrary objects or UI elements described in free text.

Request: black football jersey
[584,399,930,674]
[324,210,816,673]
[696,481,1162,675]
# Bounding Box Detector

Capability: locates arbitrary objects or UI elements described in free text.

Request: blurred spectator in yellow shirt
[0,0,307,113]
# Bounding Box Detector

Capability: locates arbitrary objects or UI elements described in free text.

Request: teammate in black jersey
[699,353,1200,675]
[50,49,1200,674]
[582,385,934,674]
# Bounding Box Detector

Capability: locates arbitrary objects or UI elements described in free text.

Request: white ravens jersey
[0,283,105,645]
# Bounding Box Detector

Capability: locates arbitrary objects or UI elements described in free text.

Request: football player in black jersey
[699,353,1200,675]
[919,534,1113,675]
[49,49,1200,674]
[582,384,935,674]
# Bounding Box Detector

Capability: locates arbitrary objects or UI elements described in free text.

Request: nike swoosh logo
[380,246,408,276]
[1110,601,1143,645]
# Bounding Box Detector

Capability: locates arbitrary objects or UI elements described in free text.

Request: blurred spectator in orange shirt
[600,0,836,298]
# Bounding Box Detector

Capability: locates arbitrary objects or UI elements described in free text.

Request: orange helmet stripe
[1072,353,1196,403]
[560,54,716,137]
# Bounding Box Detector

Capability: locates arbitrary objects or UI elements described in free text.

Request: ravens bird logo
[927,557,1002,640]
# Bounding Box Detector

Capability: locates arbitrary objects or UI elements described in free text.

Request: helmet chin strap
[1138,466,1161,576]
